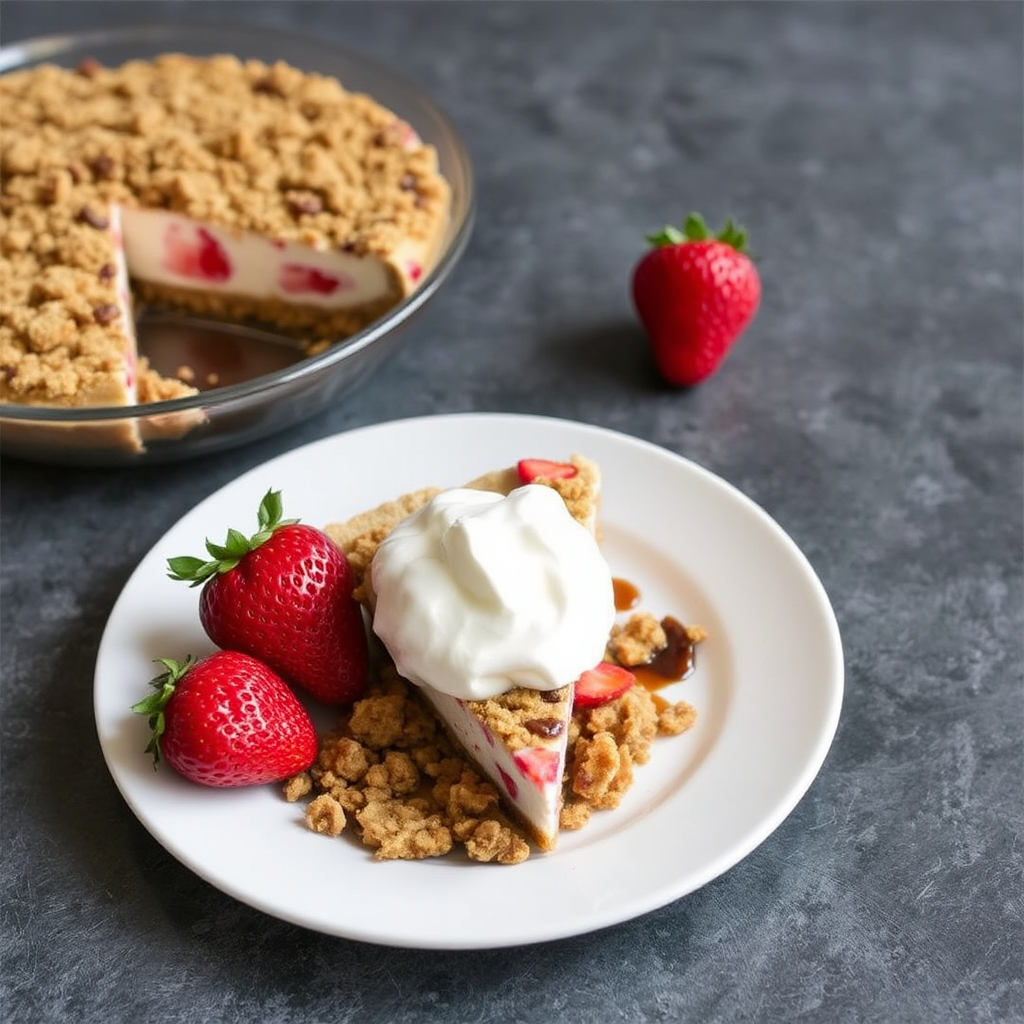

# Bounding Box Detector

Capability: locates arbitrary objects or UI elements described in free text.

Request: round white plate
[95,413,844,949]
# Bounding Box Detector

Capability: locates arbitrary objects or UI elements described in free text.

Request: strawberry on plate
[631,212,761,386]
[131,652,318,787]
[573,662,636,709]
[516,458,579,484]
[167,490,368,706]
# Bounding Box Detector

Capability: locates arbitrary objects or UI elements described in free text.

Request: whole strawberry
[631,212,761,386]
[168,490,368,706]
[131,652,318,787]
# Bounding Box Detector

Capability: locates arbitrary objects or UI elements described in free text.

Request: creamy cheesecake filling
[3,203,419,415]
[421,688,569,848]
[109,206,140,405]
[120,208,397,310]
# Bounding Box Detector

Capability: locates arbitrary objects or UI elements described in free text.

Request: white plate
[94,413,844,949]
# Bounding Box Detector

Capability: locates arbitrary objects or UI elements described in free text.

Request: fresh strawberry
[573,662,635,708]
[516,458,579,484]
[131,652,318,787]
[513,747,562,787]
[167,490,368,706]
[631,212,761,386]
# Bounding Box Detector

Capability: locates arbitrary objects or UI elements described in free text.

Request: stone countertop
[1,2,1021,1022]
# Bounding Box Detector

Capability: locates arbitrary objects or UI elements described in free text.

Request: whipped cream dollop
[370,485,615,700]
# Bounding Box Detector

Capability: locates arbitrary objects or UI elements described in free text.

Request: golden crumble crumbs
[657,700,699,735]
[306,793,346,836]
[286,611,703,865]
[286,670,531,864]
[282,772,312,802]
[608,612,667,666]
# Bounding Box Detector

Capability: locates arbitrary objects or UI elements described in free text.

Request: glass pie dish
[0,23,475,466]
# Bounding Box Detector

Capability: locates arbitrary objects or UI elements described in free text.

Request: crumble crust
[467,686,572,751]
[0,53,450,406]
[462,455,602,535]
[324,486,441,604]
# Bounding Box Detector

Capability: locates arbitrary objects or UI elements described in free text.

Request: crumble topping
[541,455,602,533]
[1,54,446,251]
[608,612,668,666]
[324,486,441,603]
[287,662,532,864]
[286,613,700,863]
[467,686,572,751]
[463,455,601,534]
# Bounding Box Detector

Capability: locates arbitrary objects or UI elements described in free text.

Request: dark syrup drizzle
[611,578,700,702]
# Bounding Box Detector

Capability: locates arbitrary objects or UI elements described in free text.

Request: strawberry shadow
[533,317,695,398]
[541,317,657,387]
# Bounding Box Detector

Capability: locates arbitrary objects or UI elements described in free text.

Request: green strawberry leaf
[223,528,252,558]
[131,657,193,767]
[258,490,286,531]
[716,218,749,251]
[646,224,687,247]
[166,555,217,586]
[167,489,299,585]
[646,211,752,255]
[683,212,710,239]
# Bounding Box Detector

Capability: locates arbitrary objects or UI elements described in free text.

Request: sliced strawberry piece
[498,765,518,799]
[516,458,579,484]
[573,662,635,708]
[196,229,231,281]
[513,747,562,787]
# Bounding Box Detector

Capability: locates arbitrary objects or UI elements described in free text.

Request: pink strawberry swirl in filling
[118,210,400,310]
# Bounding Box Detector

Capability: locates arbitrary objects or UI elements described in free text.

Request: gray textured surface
[1,2,1021,1022]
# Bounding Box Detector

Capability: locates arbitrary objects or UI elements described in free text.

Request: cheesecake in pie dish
[0,52,451,450]
[289,456,704,863]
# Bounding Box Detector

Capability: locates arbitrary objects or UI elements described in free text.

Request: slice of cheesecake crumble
[288,456,702,863]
